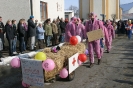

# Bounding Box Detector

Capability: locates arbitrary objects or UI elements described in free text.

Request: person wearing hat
[85,12,104,68]
[36,22,45,49]
[125,20,132,40]
[65,17,78,42]
[27,15,37,51]
[105,20,115,53]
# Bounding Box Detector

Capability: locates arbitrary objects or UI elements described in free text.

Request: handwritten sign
[87,29,104,42]
[21,59,45,87]
[68,53,79,74]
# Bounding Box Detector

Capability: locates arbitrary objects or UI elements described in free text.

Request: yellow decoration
[35,52,46,61]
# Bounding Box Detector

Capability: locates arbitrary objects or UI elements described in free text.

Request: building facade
[79,0,122,21]
[0,0,64,46]
[0,0,64,24]
[65,10,74,21]
[32,0,64,22]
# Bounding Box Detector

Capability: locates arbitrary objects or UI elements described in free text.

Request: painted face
[73,18,77,24]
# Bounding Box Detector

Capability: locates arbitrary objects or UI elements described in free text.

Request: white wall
[82,0,89,20]
[108,0,116,20]
[93,0,102,20]
[32,0,64,22]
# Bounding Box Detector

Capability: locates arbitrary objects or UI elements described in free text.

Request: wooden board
[86,29,104,42]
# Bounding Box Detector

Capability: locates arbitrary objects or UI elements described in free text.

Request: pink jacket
[85,19,104,39]
[105,24,115,39]
[65,22,77,42]
[76,23,85,40]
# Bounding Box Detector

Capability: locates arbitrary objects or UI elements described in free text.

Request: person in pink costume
[76,18,85,40]
[105,20,115,53]
[65,17,77,42]
[85,13,104,67]
[99,21,109,57]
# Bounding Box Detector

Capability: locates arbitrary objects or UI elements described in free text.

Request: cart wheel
[67,71,75,81]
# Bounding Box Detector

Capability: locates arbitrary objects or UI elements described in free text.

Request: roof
[120,2,133,11]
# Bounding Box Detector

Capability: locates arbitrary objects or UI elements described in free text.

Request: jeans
[30,36,35,50]
[59,33,65,43]
[47,35,52,46]
[19,37,25,52]
[7,39,14,56]
[127,30,132,40]
[61,33,65,42]
[13,36,17,52]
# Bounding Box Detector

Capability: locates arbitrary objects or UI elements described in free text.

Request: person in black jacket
[0,16,5,50]
[18,19,25,54]
[59,18,66,43]
[12,20,18,54]
[5,20,15,56]
[27,16,37,51]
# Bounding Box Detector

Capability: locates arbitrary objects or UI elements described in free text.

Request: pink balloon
[59,68,68,78]
[10,57,20,68]
[22,81,30,87]
[42,59,55,71]
[78,60,82,66]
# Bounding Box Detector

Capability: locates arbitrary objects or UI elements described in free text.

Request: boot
[98,59,101,65]
[107,50,109,53]
[89,63,94,68]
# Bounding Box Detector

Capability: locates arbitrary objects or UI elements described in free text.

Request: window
[40,1,48,21]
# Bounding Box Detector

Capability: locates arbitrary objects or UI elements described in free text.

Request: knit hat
[30,15,34,19]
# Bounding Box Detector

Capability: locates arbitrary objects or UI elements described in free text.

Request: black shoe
[0,59,2,62]
[98,59,101,65]
[89,63,94,68]
[107,50,109,53]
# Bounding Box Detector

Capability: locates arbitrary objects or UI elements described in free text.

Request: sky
[65,0,133,9]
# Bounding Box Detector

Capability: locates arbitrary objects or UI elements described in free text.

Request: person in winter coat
[76,18,85,41]
[45,19,53,47]
[36,23,45,49]
[105,20,115,53]
[27,16,37,51]
[99,21,109,57]
[125,20,132,40]
[85,12,104,68]
[51,20,58,46]
[59,18,66,42]
[0,16,5,58]
[5,20,15,56]
[56,19,61,43]
[12,20,18,54]
[18,19,25,54]
[22,19,28,49]
[0,16,5,50]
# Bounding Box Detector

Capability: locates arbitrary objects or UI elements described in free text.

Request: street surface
[0,35,133,88]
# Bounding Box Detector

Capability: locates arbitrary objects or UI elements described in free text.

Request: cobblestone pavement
[0,35,133,88]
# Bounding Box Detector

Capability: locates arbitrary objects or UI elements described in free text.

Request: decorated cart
[10,36,88,88]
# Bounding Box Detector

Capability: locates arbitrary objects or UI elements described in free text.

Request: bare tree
[68,5,79,17]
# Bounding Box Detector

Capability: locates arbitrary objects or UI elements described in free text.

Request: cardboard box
[86,29,104,42]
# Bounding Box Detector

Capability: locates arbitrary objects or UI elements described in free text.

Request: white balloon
[76,35,81,43]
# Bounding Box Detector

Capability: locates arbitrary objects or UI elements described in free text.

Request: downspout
[30,0,33,15]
